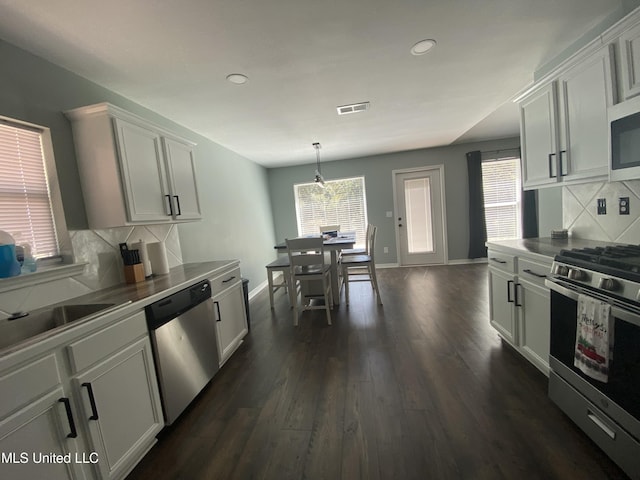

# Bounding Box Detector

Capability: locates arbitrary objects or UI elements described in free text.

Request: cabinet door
[213,281,248,366]
[516,280,550,376]
[619,22,640,100]
[488,267,517,345]
[113,118,171,223]
[74,337,163,480]
[0,388,86,480]
[519,83,560,189]
[558,45,613,182]
[162,137,202,221]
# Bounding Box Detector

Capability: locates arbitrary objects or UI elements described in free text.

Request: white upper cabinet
[519,83,560,189]
[557,44,613,183]
[518,45,613,189]
[162,137,202,220]
[65,103,201,229]
[113,118,171,223]
[618,21,640,100]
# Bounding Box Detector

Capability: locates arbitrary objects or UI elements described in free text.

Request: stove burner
[555,244,640,283]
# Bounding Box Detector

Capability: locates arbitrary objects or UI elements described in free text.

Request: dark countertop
[486,237,624,262]
[0,260,238,359]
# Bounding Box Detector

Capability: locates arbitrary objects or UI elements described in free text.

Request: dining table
[274,232,356,306]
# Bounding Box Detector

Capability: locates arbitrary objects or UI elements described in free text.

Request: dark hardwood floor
[128,264,630,480]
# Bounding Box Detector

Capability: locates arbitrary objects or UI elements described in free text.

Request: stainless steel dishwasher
[145,279,219,425]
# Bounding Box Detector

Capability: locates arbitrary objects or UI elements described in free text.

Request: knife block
[124,263,145,284]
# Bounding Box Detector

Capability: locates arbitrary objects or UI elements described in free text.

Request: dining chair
[265,256,293,309]
[286,236,333,326]
[340,223,373,258]
[340,225,382,305]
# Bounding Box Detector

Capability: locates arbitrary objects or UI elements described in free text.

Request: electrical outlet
[383,246,389,253]
[597,198,606,215]
[386,211,393,218]
[620,197,630,215]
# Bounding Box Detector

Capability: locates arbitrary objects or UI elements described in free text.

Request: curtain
[466,150,487,258]
[522,189,538,238]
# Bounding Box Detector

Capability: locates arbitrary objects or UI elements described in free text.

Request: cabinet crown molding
[64,102,196,147]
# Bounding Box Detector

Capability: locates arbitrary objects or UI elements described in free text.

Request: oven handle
[546,278,640,327]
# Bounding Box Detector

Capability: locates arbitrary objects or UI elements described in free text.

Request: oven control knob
[598,277,619,291]
[567,268,586,281]
[552,264,569,276]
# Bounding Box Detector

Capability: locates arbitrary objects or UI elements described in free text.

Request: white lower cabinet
[517,278,550,375]
[210,266,248,367]
[0,387,89,480]
[0,310,163,480]
[488,267,518,345]
[73,337,163,480]
[488,247,552,376]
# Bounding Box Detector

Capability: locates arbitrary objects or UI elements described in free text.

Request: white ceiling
[0,0,626,167]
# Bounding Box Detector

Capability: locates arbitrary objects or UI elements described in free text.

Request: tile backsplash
[0,224,182,316]
[563,180,640,243]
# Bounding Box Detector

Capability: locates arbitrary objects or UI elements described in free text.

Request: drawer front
[210,267,242,295]
[549,372,640,480]
[0,354,60,418]
[67,310,147,373]
[518,257,551,288]
[487,250,516,273]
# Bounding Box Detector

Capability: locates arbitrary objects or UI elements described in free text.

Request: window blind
[481,158,522,241]
[294,177,368,247]
[0,121,59,258]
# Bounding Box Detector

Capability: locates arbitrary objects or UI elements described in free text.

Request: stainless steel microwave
[609,95,640,181]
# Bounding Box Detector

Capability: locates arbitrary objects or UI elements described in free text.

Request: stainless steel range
[546,245,640,480]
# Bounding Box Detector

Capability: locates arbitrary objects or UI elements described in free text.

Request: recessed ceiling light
[410,39,437,56]
[226,73,248,84]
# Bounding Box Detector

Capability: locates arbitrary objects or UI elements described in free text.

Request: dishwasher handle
[146,279,212,329]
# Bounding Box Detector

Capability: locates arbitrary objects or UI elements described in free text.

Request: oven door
[547,278,640,438]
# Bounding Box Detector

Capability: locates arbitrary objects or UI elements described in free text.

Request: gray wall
[268,137,523,263]
[0,39,275,292]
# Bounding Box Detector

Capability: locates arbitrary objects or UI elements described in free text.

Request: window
[0,117,65,260]
[294,176,368,247]
[481,156,522,241]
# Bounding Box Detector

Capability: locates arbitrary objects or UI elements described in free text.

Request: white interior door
[393,166,446,266]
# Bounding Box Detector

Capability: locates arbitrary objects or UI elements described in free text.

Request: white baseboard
[248,278,269,301]
[447,258,488,265]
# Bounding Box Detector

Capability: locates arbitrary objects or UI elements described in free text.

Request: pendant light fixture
[313,142,325,187]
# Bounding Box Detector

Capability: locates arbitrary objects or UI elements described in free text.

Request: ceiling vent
[336,102,370,115]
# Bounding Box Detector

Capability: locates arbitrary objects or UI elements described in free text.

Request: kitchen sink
[0,303,116,351]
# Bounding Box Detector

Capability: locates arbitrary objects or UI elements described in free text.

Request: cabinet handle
[173,195,182,216]
[559,150,567,177]
[165,194,174,216]
[507,280,514,303]
[515,283,522,307]
[58,397,78,438]
[222,275,236,283]
[214,300,221,322]
[490,257,507,264]
[523,268,547,279]
[548,153,557,178]
[82,382,100,420]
